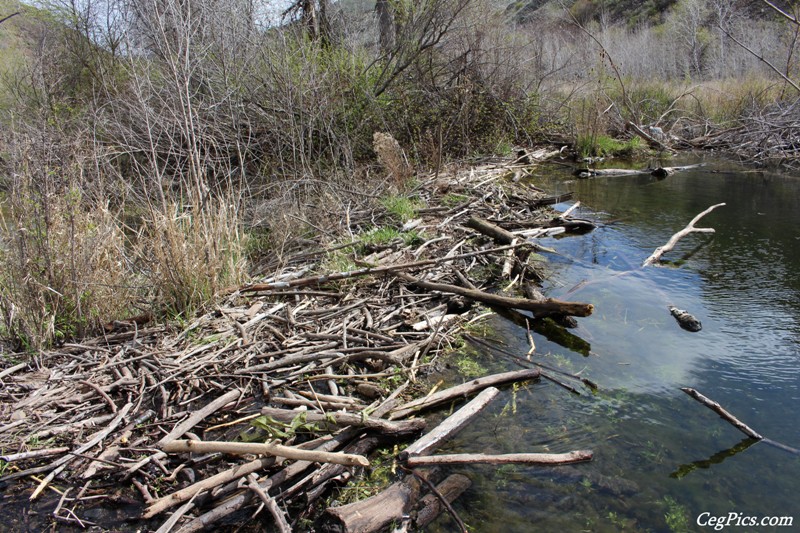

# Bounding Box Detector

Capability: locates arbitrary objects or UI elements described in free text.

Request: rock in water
[669,306,702,332]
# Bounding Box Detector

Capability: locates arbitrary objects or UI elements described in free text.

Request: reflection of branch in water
[493,306,592,356]
[666,236,715,267]
[670,438,758,479]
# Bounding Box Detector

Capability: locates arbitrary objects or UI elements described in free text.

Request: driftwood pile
[0,156,595,532]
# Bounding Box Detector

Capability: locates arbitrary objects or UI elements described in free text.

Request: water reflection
[429,158,800,532]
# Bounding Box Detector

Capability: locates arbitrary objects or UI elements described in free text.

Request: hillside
[508,0,781,26]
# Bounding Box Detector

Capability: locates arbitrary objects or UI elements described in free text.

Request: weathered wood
[406,450,593,467]
[157,389,241,447]
[390,369,540,420]
[643,203,725,266]
[466,217,517,244]
[143,457,275,519]
[0,447,70,462]
[680,387,762,439]
[176,431,361,533]
[401,387,500,460]
[246,473,292,533]
[414,474,472,530]
[259,407,426,437]
[232,244,525,294]
[398,273,593,318]
[327,478,422,533]
[161,439,370,467]
[30,402,134,500]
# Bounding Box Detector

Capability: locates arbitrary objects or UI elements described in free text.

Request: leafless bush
[0,133,137,349]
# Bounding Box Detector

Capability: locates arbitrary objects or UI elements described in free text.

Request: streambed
[430,156,800,532]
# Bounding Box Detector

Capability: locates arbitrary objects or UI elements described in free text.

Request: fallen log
[466,217,516,245]
[390,369,540,420]
[466,217,556,253]
[397,273,593,319]
[576,163,705,179]
[401,387,500,460]
[414,474,472,530]
[259,407,426,437]
[406,450,593,467]
[327,477,422,533]
[176,430,361,533]
[161,439,370,467]
[642,203,725,267]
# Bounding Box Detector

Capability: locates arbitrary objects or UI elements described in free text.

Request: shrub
[0,153,136,349]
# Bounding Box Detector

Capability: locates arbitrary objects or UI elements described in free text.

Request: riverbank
[0,153,597,532]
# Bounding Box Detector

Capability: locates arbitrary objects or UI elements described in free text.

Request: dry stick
[246,474,292,533]
[153,493,200,533]
[230,244,525,294]
[30,402,133,500]
[259,407,426,436]
[157,389,241,447]
[401,387,500,460]
[0,362,27,379]
[143,457,274,519]
[390,369,540,420]
[176,430,360,533]
[397,273,593,318]
[406,450,593,467]
[642,204,726,267]
[681,388,800,455]
[161,439,370,467]
[1,447,70,462]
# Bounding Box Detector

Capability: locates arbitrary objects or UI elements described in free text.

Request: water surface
[430,157,800,532]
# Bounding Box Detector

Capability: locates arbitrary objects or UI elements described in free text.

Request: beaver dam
[3,152,792,532]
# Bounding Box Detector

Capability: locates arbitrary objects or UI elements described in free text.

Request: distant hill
[506,0,781,27]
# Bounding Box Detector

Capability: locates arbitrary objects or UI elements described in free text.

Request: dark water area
[429,157,800,532]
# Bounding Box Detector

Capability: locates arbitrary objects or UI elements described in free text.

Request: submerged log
[414,474,472,529]
[669,306,702,332]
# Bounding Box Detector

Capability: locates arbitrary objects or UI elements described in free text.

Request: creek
[429,156,800,532]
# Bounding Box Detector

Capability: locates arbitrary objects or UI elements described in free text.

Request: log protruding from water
[643,203,725,266]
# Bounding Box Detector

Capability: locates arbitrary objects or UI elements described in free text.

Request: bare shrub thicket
[2,0,799,348]
[0,133,138,350]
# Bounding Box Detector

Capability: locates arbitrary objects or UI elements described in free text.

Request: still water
[430,157,800,532]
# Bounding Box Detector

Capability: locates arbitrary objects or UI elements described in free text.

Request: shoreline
[0,154,598,532]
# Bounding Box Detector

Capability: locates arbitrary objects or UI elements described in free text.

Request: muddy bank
[0,154,596,532]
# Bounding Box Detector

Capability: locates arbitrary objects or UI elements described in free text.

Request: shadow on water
[427,156,800,533]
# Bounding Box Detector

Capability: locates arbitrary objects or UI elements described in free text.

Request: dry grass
[373,132,413,188]
[136,198,248,318]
